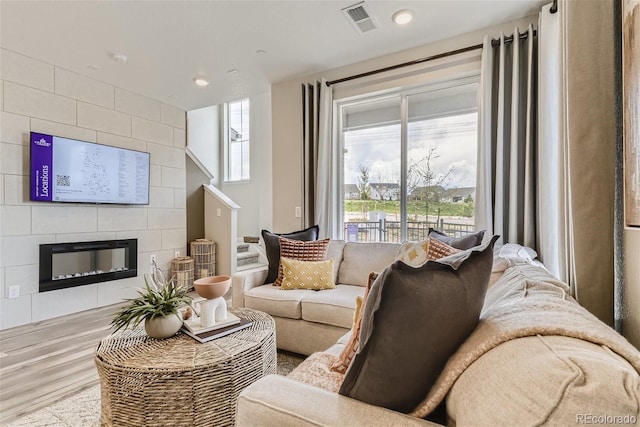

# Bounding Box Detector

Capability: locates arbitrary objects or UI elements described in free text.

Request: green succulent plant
[111,274,192,333]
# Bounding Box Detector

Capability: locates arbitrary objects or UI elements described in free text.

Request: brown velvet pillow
[339,236,499,414]
[261,225,319,284]
[428,228,485,250]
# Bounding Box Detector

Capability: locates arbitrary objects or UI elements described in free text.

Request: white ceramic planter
[144,313,183,339]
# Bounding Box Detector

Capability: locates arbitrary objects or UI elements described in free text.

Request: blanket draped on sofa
[288,264,640,419]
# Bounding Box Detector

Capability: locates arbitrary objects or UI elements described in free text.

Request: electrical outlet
[8,286,19,299]
[295,206,302,218]
[216,208,222,217]
[174,251,180,258]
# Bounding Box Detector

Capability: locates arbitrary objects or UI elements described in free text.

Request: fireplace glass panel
[51,248,128,281]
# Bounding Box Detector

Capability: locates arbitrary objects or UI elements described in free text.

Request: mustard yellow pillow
[279,257,336,290]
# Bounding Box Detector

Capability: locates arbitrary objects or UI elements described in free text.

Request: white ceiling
[1,1,546,111]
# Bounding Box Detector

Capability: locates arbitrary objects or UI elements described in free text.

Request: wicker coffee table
[95,307,276,427]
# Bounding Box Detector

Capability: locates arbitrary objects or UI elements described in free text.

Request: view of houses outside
[342,112,477,242]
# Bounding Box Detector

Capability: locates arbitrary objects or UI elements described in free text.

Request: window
[225,98,250,181]
[339,79,478,242]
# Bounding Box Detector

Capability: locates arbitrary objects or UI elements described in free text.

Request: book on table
[181,317,253,343]
[182,311,242,334]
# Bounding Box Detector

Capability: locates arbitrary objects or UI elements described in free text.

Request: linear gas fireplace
[39,239,137,292]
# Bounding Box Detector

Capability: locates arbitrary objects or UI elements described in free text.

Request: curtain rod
[326,30,536,87]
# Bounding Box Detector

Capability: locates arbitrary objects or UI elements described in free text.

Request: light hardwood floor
[0,304,120,425]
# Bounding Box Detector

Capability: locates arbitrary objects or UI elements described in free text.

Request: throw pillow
[395,237,461,267]
[273,237,330,286]
[279,258,336,290]
[339,236,499,414]
[261,225,319,284]
[330,272,378,374]
[428,228,485,250]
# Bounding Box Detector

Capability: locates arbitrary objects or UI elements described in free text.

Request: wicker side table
[95,308,276,427]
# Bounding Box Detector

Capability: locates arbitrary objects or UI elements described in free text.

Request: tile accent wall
[0,48,187,329]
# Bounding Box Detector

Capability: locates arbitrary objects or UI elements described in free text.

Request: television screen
[30,132,150,205]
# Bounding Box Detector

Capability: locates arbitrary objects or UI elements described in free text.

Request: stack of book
[181,311,252,343]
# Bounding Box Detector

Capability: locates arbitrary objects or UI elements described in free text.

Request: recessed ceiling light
[392,9,413,25]
[227,69,239,75]
[109,52,128,64]
[256,50,266,55]
[193,76,209,87]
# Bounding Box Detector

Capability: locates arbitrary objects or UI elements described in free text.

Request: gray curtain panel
[476,24,537,248]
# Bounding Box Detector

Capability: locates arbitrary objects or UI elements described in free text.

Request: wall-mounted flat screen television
[30,132,150,205]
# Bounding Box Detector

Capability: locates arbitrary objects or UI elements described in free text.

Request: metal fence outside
[344,219,474,243]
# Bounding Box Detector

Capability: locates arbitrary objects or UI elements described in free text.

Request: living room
[1,0,639,425]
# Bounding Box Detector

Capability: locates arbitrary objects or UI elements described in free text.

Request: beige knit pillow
[273,237,330,286]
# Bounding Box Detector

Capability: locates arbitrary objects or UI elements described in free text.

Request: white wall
[0,48,187,329]
[220,91,273,238]
[187,105,220,185]
[624,229,640,348]
[270,16,536,233]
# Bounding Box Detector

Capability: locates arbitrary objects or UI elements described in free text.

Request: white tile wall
[173,128,186,148]
[1,111,30,144]
[0,205,31,236]
[31,118,97,143]
[31,284,98,322]
[115,88,160,122]
[162,228,186,250]
[132,117,174,146]
[149,186,175,208]
[4,82,76,125]
[55,67,114,109]
[3,175,29,206]
[1,142,28,175]
[32,205,98,234]
[148,142,185,169]
[97,206,148,232]
[161,166,186,189]
[161,103,185,129]
[147,208,186,230]
[5,264,39,294]
[1,49,54,92]
[96,132,146,152]
[0,295,32,329]
[77,102,131,137]
[0,50,187,330]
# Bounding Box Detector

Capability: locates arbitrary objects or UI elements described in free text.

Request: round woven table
[95,308,276,427]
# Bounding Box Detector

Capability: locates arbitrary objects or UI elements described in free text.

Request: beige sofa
[234,243,640,426]
[232,240,400,355]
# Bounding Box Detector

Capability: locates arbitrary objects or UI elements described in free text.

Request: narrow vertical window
[226,98,250,181]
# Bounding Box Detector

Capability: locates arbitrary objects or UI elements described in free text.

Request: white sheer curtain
[302,79,336,238]
[476,24,537,247]
[537,3,573,284]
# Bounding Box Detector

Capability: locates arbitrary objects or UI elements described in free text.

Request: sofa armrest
[236,375,439,427]
[232,266,268,308]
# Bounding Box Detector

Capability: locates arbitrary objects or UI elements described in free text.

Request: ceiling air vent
[342,2,378,34]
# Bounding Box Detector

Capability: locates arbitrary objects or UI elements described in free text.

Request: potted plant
[111,274,192,339]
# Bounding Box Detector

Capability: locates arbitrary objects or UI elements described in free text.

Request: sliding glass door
[339,78,478,242]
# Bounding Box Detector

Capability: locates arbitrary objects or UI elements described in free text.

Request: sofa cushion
[280,258,336,290]
[274,237,330,286]
[261,225,319,284]
[326,240,346,282]
[447,335,640,426]
[244,285,307,319]
[301,284,365,329]
[338,242,399,286]
[339,236,498,414]
[428,228,485,250]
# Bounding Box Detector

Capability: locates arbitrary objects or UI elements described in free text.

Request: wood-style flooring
[0,304,120,426]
